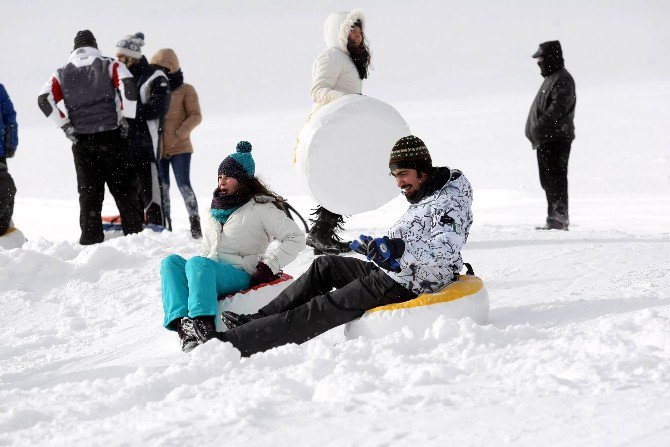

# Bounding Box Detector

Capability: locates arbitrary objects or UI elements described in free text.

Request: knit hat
[389,135,433,172]
[74,30,98,50]
[218,141,255,181]
[116,32,145,59]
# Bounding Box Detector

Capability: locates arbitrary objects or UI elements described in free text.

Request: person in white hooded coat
[306,9,372,255]
[160,141,305,352]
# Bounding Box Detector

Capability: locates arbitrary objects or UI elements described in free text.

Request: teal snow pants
[161,254,251,328]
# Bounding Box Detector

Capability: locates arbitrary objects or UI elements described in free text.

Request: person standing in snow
[38,30,144,245]
[526,40,576,231]
[150,48,203,239]
[161,141,305,352]
[194,136,473,357]
[305,9,372,254]
[116,32,172,229]
[0,83,18,236]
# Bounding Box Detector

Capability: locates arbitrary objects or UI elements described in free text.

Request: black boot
[305,206,351,255]
[180,316,222,347]
[189,215,202,239]
[174,318,199,353]
[221,310,265,330]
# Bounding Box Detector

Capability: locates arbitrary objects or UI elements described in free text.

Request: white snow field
[2,1,669,446]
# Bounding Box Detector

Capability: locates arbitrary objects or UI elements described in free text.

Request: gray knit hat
[116,32,145,59]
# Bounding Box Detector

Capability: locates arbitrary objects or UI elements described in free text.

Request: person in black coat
[116,32,171,228]
[525,40,576,230]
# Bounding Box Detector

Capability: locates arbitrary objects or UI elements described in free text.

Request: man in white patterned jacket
[204,135,474,357]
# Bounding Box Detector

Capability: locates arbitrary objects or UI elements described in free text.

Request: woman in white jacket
[306,9,372,254]
[160,141,305,352]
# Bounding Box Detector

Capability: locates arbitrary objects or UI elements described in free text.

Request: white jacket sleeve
[110,61,138,119]
[259,204,306,274]
[310,51,346,106]
[37,74,69,128]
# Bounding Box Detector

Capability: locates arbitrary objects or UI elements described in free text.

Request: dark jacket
[128,56,171,162]
[525,41,576,149]
[0,84,18,159]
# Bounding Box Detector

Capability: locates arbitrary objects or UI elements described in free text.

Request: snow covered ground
[2,1,670,446]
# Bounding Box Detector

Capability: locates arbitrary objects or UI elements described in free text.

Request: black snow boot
[180,316,222,347]
[221,310,265,330]
[305,206,351,255]
[175,318,199,353]
[189,215,202,239]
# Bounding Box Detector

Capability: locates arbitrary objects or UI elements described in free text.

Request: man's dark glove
[118,118,129,139]
[350,235,404,273]
[61,123,78,144]
[249,261,278,287]
[3,145,16,158]
[368,237,404,272]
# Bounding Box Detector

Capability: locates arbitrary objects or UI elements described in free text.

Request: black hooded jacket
[127,56,171,161]
[525,41,576,149]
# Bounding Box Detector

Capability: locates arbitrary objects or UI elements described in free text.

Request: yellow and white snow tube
[344,275,489,339]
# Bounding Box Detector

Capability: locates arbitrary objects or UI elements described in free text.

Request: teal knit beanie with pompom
[218,141,255,181]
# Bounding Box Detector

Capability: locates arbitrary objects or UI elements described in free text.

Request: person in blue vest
[0,83,18,236]
[116,32,172,228]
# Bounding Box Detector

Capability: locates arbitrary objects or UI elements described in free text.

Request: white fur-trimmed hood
[323,9,365,53]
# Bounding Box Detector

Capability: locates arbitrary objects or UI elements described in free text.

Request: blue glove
[349,234,373,256]
[367,237,404,272]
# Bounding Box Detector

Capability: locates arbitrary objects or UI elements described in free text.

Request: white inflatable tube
[344,275,489,339]
[294,95,411,215]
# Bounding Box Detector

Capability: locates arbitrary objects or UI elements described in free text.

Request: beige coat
[150,49,202,157]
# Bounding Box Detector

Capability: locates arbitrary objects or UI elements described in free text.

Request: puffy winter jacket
[128,56,171,162]
[38,47,137,134]
[386,168,474,295]
[201,197,306,275]
[0,84,18,158]
[310,10,364,111]
[525,45,576,149]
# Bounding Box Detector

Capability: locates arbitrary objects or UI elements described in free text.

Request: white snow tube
[0,227,26,250]
[294,94,411,215]
[344,275,489,339]
[215,273,294,331]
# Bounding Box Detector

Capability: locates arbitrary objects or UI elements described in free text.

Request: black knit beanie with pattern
[74,30,98,50]
[389,135,433,173]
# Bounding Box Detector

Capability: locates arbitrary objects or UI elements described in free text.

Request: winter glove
[349,234,373,256]
[61,123,78,144]
[3,125,17,157]
[3,145,16,159]
[367,237,404,273]
[249,261,278,287]
[118,118,129,139]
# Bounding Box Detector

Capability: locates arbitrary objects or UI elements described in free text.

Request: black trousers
[0,160,16,236]
[225,255,417,357]
[72,130,143,244]
[536,141,571,225]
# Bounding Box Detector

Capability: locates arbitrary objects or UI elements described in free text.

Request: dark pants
[72,130,143,245]
[536,141,571,225]
[133,156,166,227]
[225,255,417,357]
[160,153,199,219]
[0,160,16,235]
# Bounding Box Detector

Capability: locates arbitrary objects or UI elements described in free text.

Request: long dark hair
[244,177,284,204]
[347,20,371,80]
